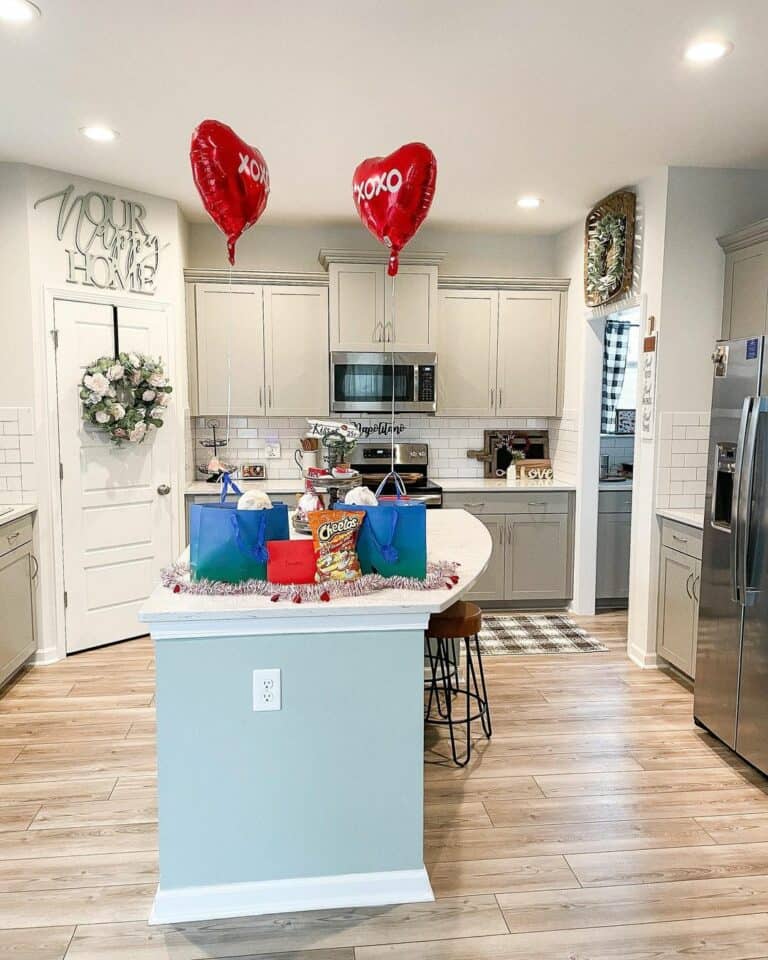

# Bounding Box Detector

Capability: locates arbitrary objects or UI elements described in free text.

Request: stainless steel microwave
[330,352,436,414]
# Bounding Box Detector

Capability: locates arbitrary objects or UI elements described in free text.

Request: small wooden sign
[518,459,554,481]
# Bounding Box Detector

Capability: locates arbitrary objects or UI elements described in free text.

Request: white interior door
[54,298,174,654]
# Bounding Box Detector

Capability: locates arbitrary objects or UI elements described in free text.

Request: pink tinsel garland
[160,560,460,603]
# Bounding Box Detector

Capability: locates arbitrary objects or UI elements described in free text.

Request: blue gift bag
[189,475,289,583]
[337,495,427,580]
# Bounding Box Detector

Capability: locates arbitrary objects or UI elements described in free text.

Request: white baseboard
[149,866,434,925]
[627,642,659,669]
[32,647,62,666]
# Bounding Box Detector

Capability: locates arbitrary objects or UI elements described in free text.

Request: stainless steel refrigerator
[695,336,768,775]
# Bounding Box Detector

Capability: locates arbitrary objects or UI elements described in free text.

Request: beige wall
[0,165,34,405]
[185,220,559,277]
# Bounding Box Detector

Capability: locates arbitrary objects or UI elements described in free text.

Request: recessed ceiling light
[80,125,119,143]
[0,0,40,23]
[684,38,733,63]
[517,195,542,209]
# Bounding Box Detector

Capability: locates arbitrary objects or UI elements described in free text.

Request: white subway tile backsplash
[656,411,710,510]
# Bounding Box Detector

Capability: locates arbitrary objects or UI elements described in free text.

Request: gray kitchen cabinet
[0,515,36,689]
[596,489,633,605]
[656,519,702,679]
[506,513,569,602]
[719,221,768,339]
[466,514,506,602]
[596,513,632,602]
[445,491,574,606]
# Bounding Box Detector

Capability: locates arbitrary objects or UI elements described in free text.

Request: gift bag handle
[230,511,269,563]
[220,472,242,503]
[366,505,399,563]
[374,471,407,500]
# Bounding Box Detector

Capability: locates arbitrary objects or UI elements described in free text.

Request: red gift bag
[266,539,317,584]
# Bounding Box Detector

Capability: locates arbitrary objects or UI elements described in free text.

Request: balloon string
[390,271,395,479]
[224,263,233,446]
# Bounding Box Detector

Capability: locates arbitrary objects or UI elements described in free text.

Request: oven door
[330,352,435,414]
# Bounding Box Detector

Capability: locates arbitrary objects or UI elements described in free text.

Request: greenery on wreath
[586,212,626,300]
[80,352,172,444]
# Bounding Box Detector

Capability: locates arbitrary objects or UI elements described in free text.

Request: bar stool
[424,601,492,767]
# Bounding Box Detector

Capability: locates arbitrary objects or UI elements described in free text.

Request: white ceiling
[2,0,768,233]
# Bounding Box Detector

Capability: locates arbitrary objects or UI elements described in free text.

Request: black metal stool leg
[466,635,492,739]
[473,634,492,738]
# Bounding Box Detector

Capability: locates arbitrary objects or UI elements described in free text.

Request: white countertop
[435,477,576,492]
[657,507,704,529]
[185,477,577,496]
[599,478,633,491]
[140,509,491,633]
[0,503,37,525]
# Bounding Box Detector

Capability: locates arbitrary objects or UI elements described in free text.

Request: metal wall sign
[34,185,160,295]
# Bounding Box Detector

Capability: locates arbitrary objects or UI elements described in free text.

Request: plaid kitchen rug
[478,614,609,655]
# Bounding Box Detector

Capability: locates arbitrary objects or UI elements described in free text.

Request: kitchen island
[140,509,491,925]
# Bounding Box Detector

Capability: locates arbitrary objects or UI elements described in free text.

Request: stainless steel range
[350,442,443,508]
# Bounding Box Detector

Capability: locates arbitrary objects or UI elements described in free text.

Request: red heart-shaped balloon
[190,119,270,265]
[352,142,437,276]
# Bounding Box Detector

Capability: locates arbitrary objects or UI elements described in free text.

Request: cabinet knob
[157,483,171,496]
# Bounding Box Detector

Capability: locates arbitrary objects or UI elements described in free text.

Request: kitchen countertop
[186,477,578,496]
[0,504,37,525]
[599,478,633,491]
[657,507,704,529]
[186,479,303,496]
[141,509,491,628]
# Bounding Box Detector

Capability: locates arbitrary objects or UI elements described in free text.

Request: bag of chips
[308,509,365,582]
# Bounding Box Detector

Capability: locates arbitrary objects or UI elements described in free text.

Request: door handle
[490,388,495,409]
[692,575,700,603]
[373,322,383,343]
[685,572,693,599]
[157,484,171,496]
[30,554,39,579]
[6,531,20,544]
[464,502,485,509]
[672,534,689,544]
[734,396,765,605]
[498,389,503,407]
[258,386,263,409]
[267,385,272,408]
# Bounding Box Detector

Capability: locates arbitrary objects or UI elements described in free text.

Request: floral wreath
[80,352,172,444]
[586,212,626,300]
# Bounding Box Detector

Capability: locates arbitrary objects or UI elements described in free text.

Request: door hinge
[63,590,68,609]
[51,329,59,349]
[58,462,63,480]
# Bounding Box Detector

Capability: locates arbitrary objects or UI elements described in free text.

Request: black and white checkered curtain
[601,320,630,433]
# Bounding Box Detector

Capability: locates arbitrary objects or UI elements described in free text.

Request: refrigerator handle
[736,396,763,605]
[731,397,751,604]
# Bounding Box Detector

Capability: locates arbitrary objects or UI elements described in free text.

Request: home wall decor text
[34,185,161,294]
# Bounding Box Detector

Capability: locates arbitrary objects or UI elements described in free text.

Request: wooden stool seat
[428,601,482,639]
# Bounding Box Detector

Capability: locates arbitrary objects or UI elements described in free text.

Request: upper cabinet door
[384,265,438,350]
[723,241,768,340]
[496,291,563,417]
[263,285,330,417]
[195,284,265,416]
[436,289,498,416]
[329,263,386,351]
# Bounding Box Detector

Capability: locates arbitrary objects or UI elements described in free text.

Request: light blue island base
[140,510,491,924]
[150,625,430,923]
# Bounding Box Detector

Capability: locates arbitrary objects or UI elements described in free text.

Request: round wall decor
[584,190,636,307]
[80,352,172,444]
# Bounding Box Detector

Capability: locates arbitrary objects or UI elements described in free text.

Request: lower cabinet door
[596,513,632,600]
[657,545,697,677]
[467,514,506,602]
[506,513,569,602]
[0,547,35,686]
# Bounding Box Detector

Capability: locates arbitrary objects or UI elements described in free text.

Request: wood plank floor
[3,612,768,959]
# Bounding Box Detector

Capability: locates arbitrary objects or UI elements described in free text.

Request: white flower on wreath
[142,389,156,403]
[106,363,124,382]
[111,402,126,421]
[154,392,169,407]
[95,410,111,424]
[136,408,146,419]
[83,372,110,397]
[129,422,147,443]
[148,372,166,388]
[149,406,165,420]
[131,370,142,386]
[127,353,140,368]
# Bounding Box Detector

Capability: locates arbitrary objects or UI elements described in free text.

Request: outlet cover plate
[265,441,281,460]
[253,668,281,711]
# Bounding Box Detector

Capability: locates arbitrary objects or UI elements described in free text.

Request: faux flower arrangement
[80,352,172,444]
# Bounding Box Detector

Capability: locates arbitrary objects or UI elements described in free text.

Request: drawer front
[661,520,703,560]
[443,491,570,515]
[599,490,633,514]
[0,516,32,560]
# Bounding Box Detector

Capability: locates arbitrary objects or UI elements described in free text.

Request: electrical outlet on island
[253,669,281,711]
